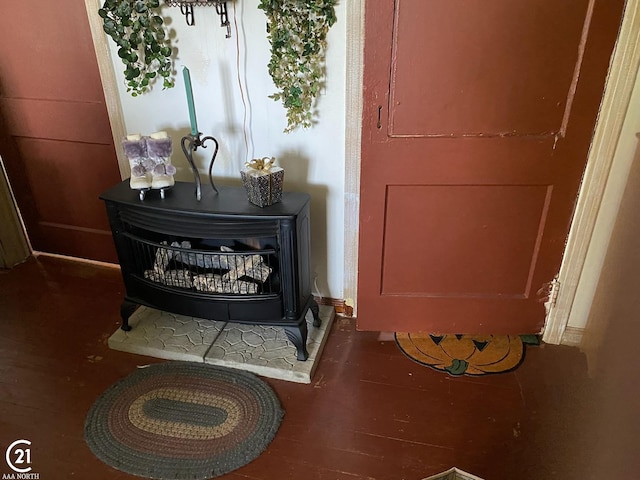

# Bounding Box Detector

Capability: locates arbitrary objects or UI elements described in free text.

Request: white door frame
[0,157,30,267]
[542,0,640,344]
[343,0,366,315]
[343,0,640,343]
[84,0,129,179]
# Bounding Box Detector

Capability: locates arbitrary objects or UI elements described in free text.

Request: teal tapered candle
[183,66,198,136]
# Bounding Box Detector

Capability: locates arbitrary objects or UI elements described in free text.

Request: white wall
[107,1,347,299]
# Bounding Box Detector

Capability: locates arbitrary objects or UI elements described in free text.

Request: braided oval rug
[84,362,284,479]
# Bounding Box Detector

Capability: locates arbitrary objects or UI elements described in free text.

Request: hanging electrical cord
[233,1,251,164]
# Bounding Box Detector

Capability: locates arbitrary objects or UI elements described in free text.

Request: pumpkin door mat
[395,333,539,376]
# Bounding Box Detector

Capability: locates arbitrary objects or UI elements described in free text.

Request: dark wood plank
[0,255,636,479]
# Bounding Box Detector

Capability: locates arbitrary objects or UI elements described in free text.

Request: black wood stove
[100,180,320,360]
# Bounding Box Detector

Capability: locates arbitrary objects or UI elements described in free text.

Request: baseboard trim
[314,296,353,317]
[34,251,120,269]
[560,326,584,347]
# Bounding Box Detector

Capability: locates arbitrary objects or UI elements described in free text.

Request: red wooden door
[357,0,625,333]
[0,0,121,263]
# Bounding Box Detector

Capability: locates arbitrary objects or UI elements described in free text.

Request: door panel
[0,0,120,263]
[381,184,551,297]
[389,0,588,137]
[1,98,114,144]
[0,2,105,101]
[15,139,120,229]
[358,0,625,333]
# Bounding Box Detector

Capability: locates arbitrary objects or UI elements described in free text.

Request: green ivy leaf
[260,0,336,132]
[99,0,175,96]
[124,66,140,80]
[116,2,131,18]
[134,1,147,13]
[102,18,115,30]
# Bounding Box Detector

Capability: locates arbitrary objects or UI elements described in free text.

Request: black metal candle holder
[180,132,220,201]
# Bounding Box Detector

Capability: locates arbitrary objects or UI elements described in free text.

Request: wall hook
[166,0,232,36]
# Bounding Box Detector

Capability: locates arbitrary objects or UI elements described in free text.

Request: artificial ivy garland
[99,0,174,96]
[258,0,337,132]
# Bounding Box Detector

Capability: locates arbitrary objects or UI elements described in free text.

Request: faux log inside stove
[100,180,320,360]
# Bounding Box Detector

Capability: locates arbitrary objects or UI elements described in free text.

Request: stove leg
[285,322,309,361]
[310,298,321,327]
[120,299,137,331]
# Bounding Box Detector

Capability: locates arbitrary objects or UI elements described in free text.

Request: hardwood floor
[0,256,635,479]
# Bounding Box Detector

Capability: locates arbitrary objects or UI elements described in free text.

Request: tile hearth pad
[108,305,334,383]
